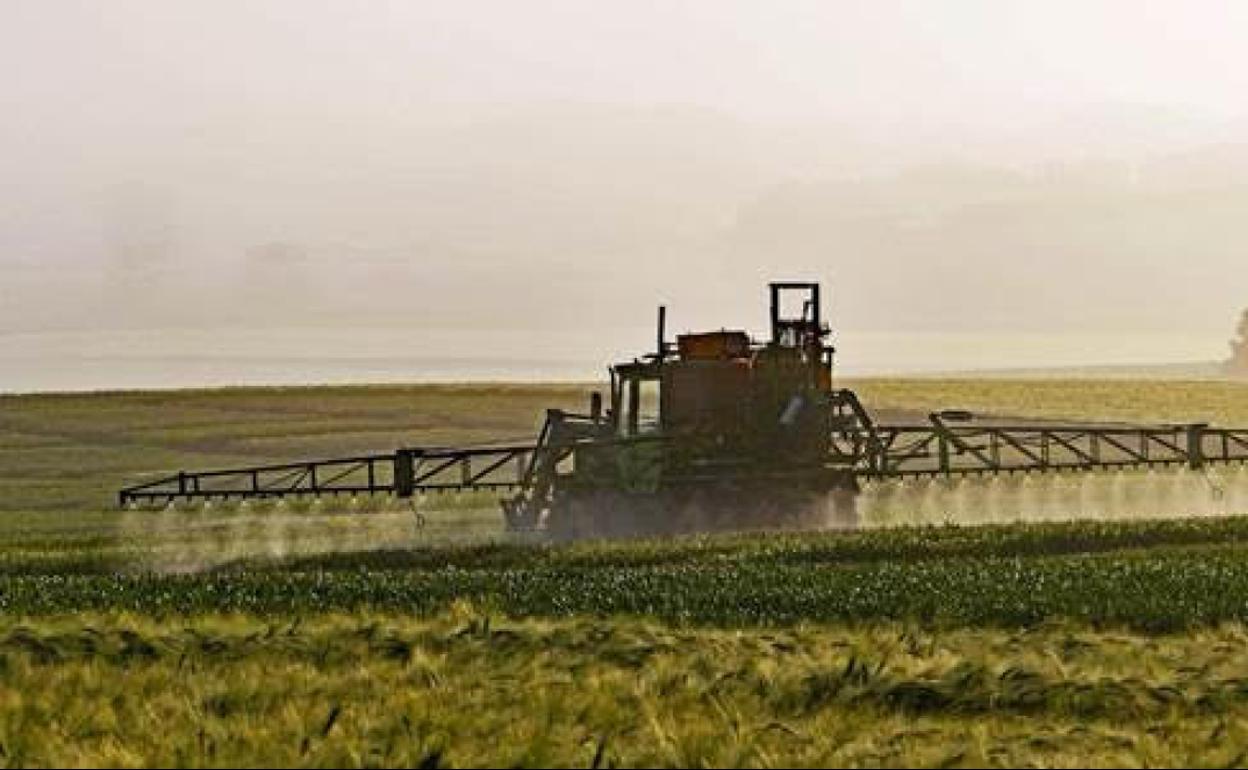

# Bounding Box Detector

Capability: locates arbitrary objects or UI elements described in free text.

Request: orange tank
[677,330,751,361]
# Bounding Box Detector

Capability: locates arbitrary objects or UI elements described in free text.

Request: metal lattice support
[117,445,538,507]
[838,423,1248,480]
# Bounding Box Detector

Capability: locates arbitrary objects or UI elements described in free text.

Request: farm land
[4,379,1248,766]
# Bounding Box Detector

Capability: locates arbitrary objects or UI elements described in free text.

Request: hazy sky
[9,1,1248,125]
[4,1,1248,385]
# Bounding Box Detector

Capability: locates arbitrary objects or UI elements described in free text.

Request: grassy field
[6,611,1248,768]
[5,378,1248,767]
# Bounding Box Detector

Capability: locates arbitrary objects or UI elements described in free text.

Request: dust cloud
[549,467,1248,540]
[117,498,425,574]
[115,467,1248,560]
[858,466,1248,527]
[543,485,859,541]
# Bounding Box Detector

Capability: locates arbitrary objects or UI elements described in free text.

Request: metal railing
[840,422,1248,479]
[117,445,538,506]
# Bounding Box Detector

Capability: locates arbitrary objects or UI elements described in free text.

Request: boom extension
[118,445,539,507]
[120,418,1248,510]
[118,407,612,518]
[839,420,1248,478]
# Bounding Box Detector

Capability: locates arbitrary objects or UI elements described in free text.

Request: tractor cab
[608,282,835,462]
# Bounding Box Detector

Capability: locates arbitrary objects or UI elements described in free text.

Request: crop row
[5,544,1248,630]
[268,515,1248,574]
[8,514,1248,578]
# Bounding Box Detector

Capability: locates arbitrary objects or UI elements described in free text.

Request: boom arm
[119,417,1248,511]
[836,419,1248,478]
[117,408,613,532]
[117,444,539,507]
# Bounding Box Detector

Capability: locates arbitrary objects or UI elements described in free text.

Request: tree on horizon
[1227,309,1248,376]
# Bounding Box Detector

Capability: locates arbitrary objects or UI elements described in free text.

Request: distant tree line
[1228,309,1248,377]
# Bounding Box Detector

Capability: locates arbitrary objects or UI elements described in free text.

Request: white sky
[7,2,1247,126]
[3,0,1248,381]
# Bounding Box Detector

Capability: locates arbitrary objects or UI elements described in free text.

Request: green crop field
[5,379,1248,767]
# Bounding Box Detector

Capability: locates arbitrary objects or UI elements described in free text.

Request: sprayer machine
[119,282,1248,537]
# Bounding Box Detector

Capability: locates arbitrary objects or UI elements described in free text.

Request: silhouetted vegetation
[1227,308,1248,377]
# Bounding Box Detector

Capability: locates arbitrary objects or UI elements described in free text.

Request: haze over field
[4,1,1248,388]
